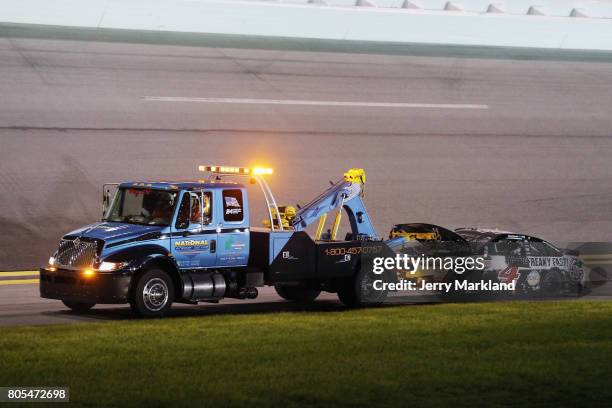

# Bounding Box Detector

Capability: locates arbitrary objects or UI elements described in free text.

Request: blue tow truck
[40,166,396,316]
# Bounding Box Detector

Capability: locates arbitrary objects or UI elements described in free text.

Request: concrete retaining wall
[2,0,612,50]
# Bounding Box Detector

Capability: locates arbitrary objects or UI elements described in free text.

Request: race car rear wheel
[62,300,95,313]
[274,284,321,303]
[540,270,562,297]
[130,269,174,318]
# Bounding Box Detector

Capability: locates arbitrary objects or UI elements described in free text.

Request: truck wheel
[274,284,321,303]
[130,269,174,317]
[337,279,359,307]
[62,300,95,313]
[337,267,388,307]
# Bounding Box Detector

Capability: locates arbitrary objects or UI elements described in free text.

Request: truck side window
[190,194,201,224]
[222,189,243,222]
[203,192,212,224]
[175,193,191,229]
[190,192,213,225]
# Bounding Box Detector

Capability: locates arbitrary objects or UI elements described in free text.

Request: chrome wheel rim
[143,278,169,311]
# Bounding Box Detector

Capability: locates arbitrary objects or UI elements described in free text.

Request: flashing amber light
[251,167,273,175]
[82,269,95,278]
[48,267,57,272]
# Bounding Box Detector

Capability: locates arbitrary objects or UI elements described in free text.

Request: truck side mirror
[103,190,110,212]
[176,218,189,230]
[102,183,119,219]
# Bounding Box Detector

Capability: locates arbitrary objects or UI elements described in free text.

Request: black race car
[391,224,589,298]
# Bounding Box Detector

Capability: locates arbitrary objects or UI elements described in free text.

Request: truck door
[171,190,218,269]
[216,188,249,267]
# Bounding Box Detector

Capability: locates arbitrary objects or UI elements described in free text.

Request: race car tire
[130,268,174,318]
[540,269,563,297]
[337,266,388,307]
[62,300,95,313]
[274,284,321,303]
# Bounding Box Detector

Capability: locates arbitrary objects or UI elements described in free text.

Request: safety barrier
[2,0,612,50]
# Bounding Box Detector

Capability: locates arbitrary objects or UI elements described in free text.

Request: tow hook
[239,287,258,299]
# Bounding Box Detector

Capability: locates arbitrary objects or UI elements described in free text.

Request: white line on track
[144,97,489,110]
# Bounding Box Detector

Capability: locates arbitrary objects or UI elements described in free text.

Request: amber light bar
[199,165,273,176]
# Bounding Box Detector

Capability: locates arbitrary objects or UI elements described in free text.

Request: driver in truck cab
[189,193,212,225]
[190,195,201,224]
[151,196,175,225]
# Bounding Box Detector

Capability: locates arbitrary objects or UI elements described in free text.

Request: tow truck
[40,166,398,317]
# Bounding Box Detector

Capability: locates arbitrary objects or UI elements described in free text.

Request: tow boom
[292,169,379,240]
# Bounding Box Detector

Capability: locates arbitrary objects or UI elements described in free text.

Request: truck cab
[40,166,395,317]
[166,182,250,269]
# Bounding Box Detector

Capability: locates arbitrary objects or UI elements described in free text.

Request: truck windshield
[103,188,178,226]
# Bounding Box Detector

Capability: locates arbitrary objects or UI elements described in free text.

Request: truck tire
[130,269,174,317]
[337,279,359,307]
[274,284,321,303]
[337,266,388,307]
[62,300,95,313]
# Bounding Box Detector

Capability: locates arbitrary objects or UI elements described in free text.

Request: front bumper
[39,267,131,304]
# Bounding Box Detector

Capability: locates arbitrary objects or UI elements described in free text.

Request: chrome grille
[56,238,98,268]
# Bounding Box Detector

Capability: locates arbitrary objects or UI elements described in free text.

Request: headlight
[48,256,56,266]
[97,261,126,272]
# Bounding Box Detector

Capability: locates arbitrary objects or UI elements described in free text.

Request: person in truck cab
[188,193,212,225]
[150,196,174,225]
[190,195,201,224]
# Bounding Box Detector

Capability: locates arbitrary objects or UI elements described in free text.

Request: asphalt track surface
[2,269,612,327]
[1,24,612,325]
[0,280,347,327]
